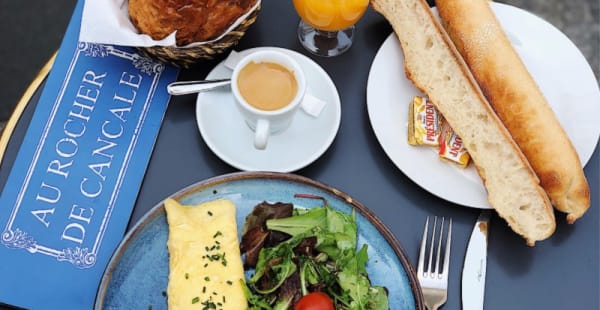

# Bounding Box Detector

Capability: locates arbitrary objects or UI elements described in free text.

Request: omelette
[164,198,247,310]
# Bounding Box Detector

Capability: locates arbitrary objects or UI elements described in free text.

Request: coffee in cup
[231,50,307,150]
[237,61,298,111]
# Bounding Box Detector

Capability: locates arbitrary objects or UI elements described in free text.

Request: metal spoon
[167,79,231,96]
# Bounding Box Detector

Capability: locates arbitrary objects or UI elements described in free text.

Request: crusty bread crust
[371,0,556,245]
[436,0,590,224]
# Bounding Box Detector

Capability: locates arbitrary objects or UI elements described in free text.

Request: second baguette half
[371,0,556,245]
[436,0,590,224]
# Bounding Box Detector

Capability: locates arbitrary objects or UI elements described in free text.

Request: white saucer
[196,47,341,172]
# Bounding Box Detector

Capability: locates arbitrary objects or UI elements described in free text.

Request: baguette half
[436,0,590,224]
[371,0,556,245]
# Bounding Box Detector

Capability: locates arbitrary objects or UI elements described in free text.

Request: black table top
[1,1,598,309]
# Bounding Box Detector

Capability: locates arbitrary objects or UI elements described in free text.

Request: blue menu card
[0,0,178,308]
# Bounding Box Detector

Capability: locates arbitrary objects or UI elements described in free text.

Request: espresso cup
[231,50,307,150]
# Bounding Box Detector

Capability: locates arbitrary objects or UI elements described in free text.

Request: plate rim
[94,171,425,309]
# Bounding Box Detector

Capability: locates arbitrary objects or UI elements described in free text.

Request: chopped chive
[201,300,217,309]
[213,231,222,238]
[204,276,210,281]
[226,280,232,285]
[185,273,189,279]
[207,211,213,216]
[202,286,206,293]
[192,296,200,304]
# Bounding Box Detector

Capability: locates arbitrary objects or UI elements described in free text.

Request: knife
[461,210,491,310]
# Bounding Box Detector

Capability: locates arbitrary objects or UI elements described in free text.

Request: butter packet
[438,124,471,168]
[408,96,443,146]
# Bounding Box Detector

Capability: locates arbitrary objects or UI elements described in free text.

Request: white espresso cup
[231,50,307,150]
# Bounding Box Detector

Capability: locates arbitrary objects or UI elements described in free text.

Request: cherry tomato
[294,292,335,310]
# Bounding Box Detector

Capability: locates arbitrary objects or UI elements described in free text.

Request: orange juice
[293,0,369,32]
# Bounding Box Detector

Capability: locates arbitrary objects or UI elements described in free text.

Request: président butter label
[408,96,443,146]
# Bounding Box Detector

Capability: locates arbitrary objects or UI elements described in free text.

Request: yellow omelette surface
[164,198,247,310]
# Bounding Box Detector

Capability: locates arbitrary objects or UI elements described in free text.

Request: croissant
[129,0,257,46]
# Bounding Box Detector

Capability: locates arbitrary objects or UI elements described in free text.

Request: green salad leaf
[265,207,327,237]
[249,241,297,294]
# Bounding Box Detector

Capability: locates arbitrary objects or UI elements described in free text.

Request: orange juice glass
[293,0,369,57]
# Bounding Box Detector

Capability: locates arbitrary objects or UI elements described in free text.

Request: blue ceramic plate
[95,172,423,309]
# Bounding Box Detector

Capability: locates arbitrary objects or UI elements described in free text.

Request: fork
[417,216,453,310]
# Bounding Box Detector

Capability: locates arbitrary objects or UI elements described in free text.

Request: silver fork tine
[417,216,429,276]
[427,216,437,275]
[442,218,452,279]
[434,217,444,276]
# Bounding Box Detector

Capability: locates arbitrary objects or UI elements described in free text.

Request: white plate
[196,47,341,172]
[366,3,600,209]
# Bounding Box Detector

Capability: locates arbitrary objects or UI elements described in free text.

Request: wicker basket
[136,5,261,68]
